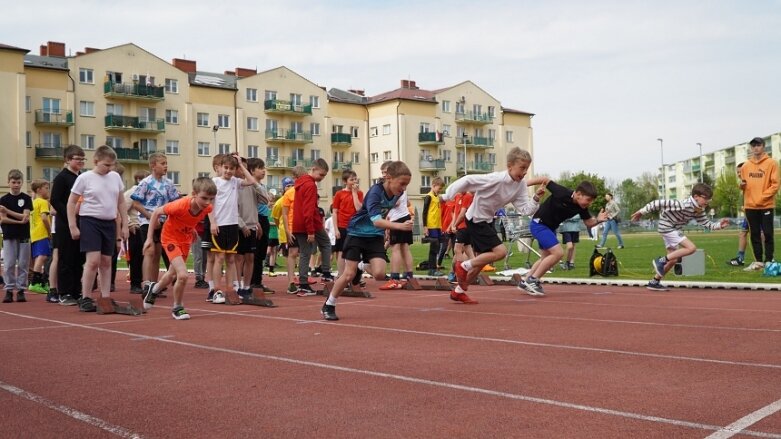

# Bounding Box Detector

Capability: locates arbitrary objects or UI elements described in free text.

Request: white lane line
[706,398,781,439]
[0,325,69,332]
[0,380,143,438]
[3,312,778,437]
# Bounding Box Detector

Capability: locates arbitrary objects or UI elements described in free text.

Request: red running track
[1,274,780,438]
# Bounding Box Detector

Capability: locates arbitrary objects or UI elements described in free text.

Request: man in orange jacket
[740,137,780,271]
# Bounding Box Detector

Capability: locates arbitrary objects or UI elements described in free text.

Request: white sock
[208,280,215,290]
[326,294,338,306]
[151,283,160,294]
[455,285,465,294]
[461,260,473,271]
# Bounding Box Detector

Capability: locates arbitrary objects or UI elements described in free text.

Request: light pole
[462,132,469,175]
[212,125,219,155]
[696,142,703,183]
[657,138,665,200]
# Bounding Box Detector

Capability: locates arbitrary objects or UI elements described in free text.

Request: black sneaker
[171,306,191,320]
[260,284,275,294]
[321,303,339,321]
[2,291,12,303]
[727,257,745,267]
[646,279,669,292]
[296,284,316,297]
[110,284,116,292]
[78,297,96,312]
[238,288,251,299]
[46,289,60,303]
[16,291,26,303]
[129,285,144,294]
[59,294,79,306]
[143,282,158,310]
[206,289,215,302]
[320,272,335,283]
[194,279,209,289]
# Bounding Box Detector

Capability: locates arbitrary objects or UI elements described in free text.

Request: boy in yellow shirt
[29,180,52,295]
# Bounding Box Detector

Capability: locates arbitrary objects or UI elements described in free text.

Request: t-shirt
[71,171,125,220]
[332,188,364,229]
[161,196,213,246]
[455,192,474,230]
[324,216,336,246]
[387,191,409,221]
[130,175,180,225]
[0,192,33,240]
[212,176,241,226]
[533,181,592,230]
[348,182,399,238]
[441,199,456,232]
[281,188,295,232]
[30,197,50,242]
[271,195,287,244]
[423,191,442,228]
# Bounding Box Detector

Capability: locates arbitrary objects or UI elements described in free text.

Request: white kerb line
[706,398,781,439]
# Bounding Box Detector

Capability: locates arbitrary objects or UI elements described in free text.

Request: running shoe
[321,303,339,321]
[171,306,191,320]
[517,278,545,297]
[449,290,478,304]
[646,279,669,291]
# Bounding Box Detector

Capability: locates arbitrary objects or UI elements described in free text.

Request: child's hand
[630,211,642,222]
[597,208,608,223]
[398,220,413,231]
[142,239,153,256]
[210,223,219,235]
[70,225,80,240]
[719,218,730,229]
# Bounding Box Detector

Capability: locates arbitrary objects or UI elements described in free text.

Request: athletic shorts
[455,228,471,246]
[740,218,749,231]
[389,215,413,245]
[342,235,388,263]
[334,227,349,252]
[466,219,502,254]
[163,241,190,262]
[31,238,51,258]
[530,220,558,251]
[661,230,688,249]
[561,231,579,244]
[211,224,239,253]
[140,223,162,244]
[268,238,279,247]
[201,216,212,249]
[79,216,117,256]
[236,229,257,255]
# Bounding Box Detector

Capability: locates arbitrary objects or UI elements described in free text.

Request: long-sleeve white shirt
[443,171,539,223]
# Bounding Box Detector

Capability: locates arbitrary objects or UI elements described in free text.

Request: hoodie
[740,153,780,209]
[292,174,323,234]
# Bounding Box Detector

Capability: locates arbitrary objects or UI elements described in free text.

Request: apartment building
[1,40,534,214]
[660,133,780,200]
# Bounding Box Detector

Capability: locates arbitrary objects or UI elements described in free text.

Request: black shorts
[211,224,239,253]
[140,224,162,244]
[268,238,279,247]
[455,228,471,246]
[466,219,502,254]
[389,215,413,245]
[236,229,257,254]
[201,216,212,249]
[342,235,388,263]
[79,216,116,256]
[561,231,579,244]
[334,227,349,252]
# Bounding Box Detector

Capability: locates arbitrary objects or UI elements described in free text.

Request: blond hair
[506,147,532,166]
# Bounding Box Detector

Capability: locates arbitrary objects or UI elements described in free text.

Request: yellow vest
[426,191,441,228]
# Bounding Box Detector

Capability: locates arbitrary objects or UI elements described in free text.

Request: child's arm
[42,211,51,235]
[421,194,431,235]
[236,155,257,187]
[583,209,608,228]
[281,205,293,243]
[451,206,467,233]
[2,209,27,221]
[526,176,550,187]
[208,211,218,235]
[117,190,129,241]
[352,187,363,210]
[332,207,340,239]
[66,193,80,239]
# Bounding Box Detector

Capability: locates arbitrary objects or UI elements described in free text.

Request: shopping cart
[502,214,542,270]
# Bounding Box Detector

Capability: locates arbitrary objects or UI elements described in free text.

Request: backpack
[763,261,781,277]
[589,247,619,277]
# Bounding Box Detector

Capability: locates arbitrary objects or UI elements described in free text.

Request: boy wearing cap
[272,175,297,292]
[740,137,779,271]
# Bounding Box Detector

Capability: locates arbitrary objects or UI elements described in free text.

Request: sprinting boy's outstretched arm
[443,174,490,201]
[631,199,682,221]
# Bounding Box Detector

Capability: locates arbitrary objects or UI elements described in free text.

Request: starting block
[323,282,373,298]
[477,274,494,286]
[406,278,453,291]
[96,297,144,316]
[224,290,277,307]
[403,278,422,291]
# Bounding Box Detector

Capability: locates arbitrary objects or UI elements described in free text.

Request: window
[382,124,391,135]
[383,150,392,161]
[310,95,320,108]
[266,118,278,133]
[456,126,466,138]
[139,139,156,156]
[444,176,452,185]
[455,101,464,114]
[442,100,450,113]
[266,147,280,161]
[370,126,378,137]
[421,175,431,187]
[166,109,179,124]
[506,130,514,143]
[166,140,180,155]
[488,129,496,141]
[293,148,305,161]
[166,171,180,185]
[457,151,465,165]
[79,68,94,84]
[332,124,343,133]
[310,122,320,136]
[139,107,156,122]
[106,136,122,149]
[290,121,303,133]
[41,132,61,148]
[334,151,345,163]
[443,124,451,137]
[43,167,60,182]
[26,166,32,182]
[290,93,302,106]
[218,114,230,128]
[351,126,359,138]
[442,150,452,162]
[473,104,482,115]
[218,143,231,154]
[79,101,95,117]
[42,97,61,114]
[488,106,495,118]
[81,134,95,150]
[197,142,210,156]
[370,153,379,163]
[25,96,31,113]
[107,103,123,116]
[247,145,259,158]
[247,117,259,131]
[420,122,430,133]
[488,153,496,164]
[310,149,321,161]
[265,90,277,101]
[351,152,360,164]
[106,71,122,83]
[165,79,178,93]
[26,131,31,147]
[246,88,258,102]
[197,113,209,127]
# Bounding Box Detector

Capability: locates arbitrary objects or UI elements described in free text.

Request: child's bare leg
[169,257,189,306]
[390,244,401,275]
[368,257,387,280]
[463,244,507,285]
[49,249,58,289]
[213,252,226,290]
[242,253,254,287]
[402,244,414,275]
[98,254,112,298]
[225,254,237,291]
[81,251,101,299]
[530,245,564,279]
[328,259,358,302]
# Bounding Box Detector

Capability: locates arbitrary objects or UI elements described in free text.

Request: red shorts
[163,241,190,262]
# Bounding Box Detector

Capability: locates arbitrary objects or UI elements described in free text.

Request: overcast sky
[3,0,780,184]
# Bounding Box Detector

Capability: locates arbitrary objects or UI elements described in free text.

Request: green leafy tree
[712,170,742,217]
[614,172,660,220]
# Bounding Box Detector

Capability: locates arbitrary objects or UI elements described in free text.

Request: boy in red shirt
[331,170,363,278]
[143,177,217,319]
[292,158,332,295]
[437,196,456,270]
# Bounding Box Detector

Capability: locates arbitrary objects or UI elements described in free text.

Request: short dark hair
[220,154,238,168]
[341,169,357,182]
[749,137,765,147]
[691,183,713,198]
[575,181,597,198]
[63,144,85,160]
[312,158,329,173]
[247,158,265,172]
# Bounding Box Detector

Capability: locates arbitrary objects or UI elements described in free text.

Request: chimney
[409,80,417,89]
[348,89,365,96]
[235,67,256,78]
[400,79,410,89]
[84,47,100,54]
[47,41,66,57]
[40,45,48,56]
[172,58,197,74]
[224,71,236,76]
[76,51,85,56]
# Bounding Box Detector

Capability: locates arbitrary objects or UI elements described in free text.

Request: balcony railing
[104,81,165,101]
[457,161,495,174]
[331,132,352,146]
[265,129,313,144]
[265,156,313,169]
[418,131,445,145]
[455,135,494,149]
[263,99,313,116]
[114,148,156,163]
[34,145,65,159]
[105,115,165,133]
[455,111,493,124]
[332,161,353,172]
[34,110,74,126]
[419,158,446,171]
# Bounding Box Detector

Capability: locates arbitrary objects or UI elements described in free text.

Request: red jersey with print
[161,196,213,246]
[332,189,364,229]
[455,192,474,230]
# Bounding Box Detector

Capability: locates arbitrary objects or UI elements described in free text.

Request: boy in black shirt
[518,181,606,297]
[1,169,34,303]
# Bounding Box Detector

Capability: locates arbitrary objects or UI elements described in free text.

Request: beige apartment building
[0,41,534,213]
[660,133,780,200]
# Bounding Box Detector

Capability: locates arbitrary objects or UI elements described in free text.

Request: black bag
[589,247,619,277]
[613,216,621,224]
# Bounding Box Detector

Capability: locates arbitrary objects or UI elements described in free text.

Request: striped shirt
[639,197,723,234]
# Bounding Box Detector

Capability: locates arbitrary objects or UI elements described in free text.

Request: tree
[614,172,659,219]
[712,170,742,217]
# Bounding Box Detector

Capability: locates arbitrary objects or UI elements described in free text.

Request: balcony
[455,135,495,149]
[457,161,495,174]
[455,111,493,125]
[104,81,165,101]
[419,158,446,171]
[34,144,64,160]
[264,99,312,116]
[265,156,313,170]
[331,132,352,147]
[265,129,313,144]
[115,147,156,163]
[34,110,74,127]
[418,131,445,145]
[332,161,353,172]
[105,115,165,133]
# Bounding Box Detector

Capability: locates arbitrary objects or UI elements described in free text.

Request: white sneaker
[212,291,226,304]
[743,261,765,272]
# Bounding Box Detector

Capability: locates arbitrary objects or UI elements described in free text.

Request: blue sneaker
[447,272,456,283]
[652,257,667,277]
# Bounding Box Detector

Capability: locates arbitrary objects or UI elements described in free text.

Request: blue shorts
[741,218,749,231]
[31,239,51,258]
[530,220,559,250]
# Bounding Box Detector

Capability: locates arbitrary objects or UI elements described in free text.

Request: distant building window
[247,117,258,131]
[166,109,179,125]
[166,140,180,155]
[26,131,31,148]
[79,101,95,117]
[383,150,392,160]
[218,114,230,128]
[442,100,450,113]
[382,124,391,135]
[165,79,178,94]
[443,124,451,137]
[506,130,514,143]
[442,150,451,162]
[25,96,31,113]
[198,172,210,178]
[247,145,259,158]
[310,95,320,108]
[310,122,320,136]
[79,68,94,84]
[265,90,277,101]
[370,126,378,137]
[351,126,359,138]
[81,134,95,150]
[420,122,430,133]
[167,171,180,185]
[246,88,258,102]
[370,153,379,163]
[488,106,495,118]
[351,152,360,164]
[218,143,231,154]
[197,142,210,156]
[197,113,209,127]
[421,175,431,187]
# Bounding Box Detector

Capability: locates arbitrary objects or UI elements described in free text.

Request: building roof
[189,71,237,90]
[328,88,369,104]
[0,43,29,54]
[369,87,437,104]
[501,106,535,116]
[23,54,69,71]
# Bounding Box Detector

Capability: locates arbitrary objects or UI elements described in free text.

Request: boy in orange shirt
[143,177,217,319]
[331,170,363,278]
